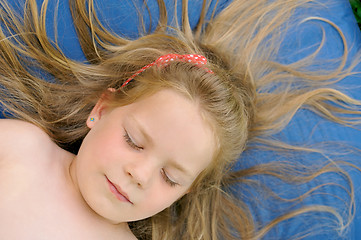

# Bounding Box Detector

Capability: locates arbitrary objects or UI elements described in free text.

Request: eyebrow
[128,115,193,179]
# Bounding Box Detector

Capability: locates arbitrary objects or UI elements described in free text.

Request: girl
[0,0,361,239]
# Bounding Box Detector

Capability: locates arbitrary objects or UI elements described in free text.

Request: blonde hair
[0,0,360,239]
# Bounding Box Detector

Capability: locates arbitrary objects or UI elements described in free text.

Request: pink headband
[120,54,214,88]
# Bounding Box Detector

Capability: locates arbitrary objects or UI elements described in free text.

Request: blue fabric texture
[1,0,361,239]
[238,1,361,238]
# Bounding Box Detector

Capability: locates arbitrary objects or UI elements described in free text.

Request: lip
[106,176,133,204]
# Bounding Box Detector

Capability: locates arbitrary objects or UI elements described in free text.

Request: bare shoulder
[0,119,57,162]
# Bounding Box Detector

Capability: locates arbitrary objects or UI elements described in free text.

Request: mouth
[106,176,133,204]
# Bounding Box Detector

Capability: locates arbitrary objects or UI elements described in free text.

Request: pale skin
[0,89,215,239]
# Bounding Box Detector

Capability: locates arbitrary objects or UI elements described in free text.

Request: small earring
[89,117,95,122]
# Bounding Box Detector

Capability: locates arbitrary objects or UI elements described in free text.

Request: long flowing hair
[0,0,360,239]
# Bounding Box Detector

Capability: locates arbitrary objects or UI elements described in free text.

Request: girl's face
[72,89,215,223]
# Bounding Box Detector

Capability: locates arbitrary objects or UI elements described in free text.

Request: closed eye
[124,130,143,151]
[161,168,178,187]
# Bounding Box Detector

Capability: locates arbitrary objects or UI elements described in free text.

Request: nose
[124,157,155,188]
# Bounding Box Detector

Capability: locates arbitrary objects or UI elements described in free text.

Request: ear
[87,88,116,129]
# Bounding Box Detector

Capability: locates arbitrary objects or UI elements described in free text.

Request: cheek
[140,187,188,214]
[76,132,117,181]
[87,129,121,161]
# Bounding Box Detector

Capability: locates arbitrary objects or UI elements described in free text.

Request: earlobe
[86,89,115,129]
[86,117,97,129]
[87,98,104,129]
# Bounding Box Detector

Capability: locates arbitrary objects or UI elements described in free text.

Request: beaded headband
[120,54,214,88]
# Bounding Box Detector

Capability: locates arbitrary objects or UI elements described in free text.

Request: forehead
[119,89,215,176]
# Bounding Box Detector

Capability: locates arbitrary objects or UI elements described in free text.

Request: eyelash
[161,169,178,187]
[124,129,178,187]
[123,131,143,151]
